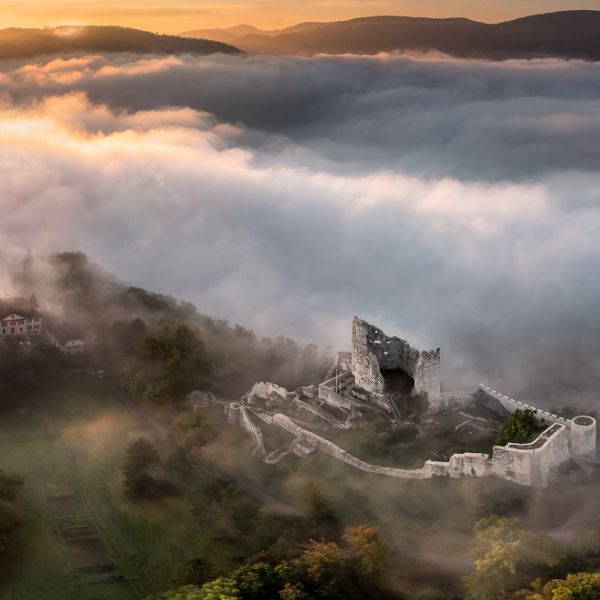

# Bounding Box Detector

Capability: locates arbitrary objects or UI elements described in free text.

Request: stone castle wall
[477,385,597,483]
[232,315,596,488]
[253,411,505,483]
[476,385,566,424]
[351,318,385,395]
[490,423,570,487]
[248,405,583,487]
[570,415,597,458]
[351,317,441,401]
[226,403,266,456]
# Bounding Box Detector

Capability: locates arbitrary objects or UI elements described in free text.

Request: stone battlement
[477,384,566,424]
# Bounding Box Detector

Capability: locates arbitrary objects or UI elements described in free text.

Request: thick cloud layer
[2,52,600,405]
[5,53,600,180]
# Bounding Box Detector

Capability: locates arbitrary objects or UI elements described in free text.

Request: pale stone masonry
[222,317,598,488]
[351,317,441,403]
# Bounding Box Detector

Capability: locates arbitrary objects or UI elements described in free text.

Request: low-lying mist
[2,52,600,409]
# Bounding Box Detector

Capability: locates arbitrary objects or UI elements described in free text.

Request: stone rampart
[258,413,501,482]
[239,406,266,456]
[235,377,595,487]
[270,413,427,479]
[260,411,573,486]
[476,385,566,424]
[491,422,570,487]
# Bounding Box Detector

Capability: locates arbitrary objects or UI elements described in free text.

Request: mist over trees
[0,339,66,410]
[0,470,23,583]
[147,525,390,600]
[15,251,329,403]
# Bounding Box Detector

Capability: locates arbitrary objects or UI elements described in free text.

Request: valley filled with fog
[2,51,600,403]
[2,5,600,596]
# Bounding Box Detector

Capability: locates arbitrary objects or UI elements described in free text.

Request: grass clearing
[0,375,241,600]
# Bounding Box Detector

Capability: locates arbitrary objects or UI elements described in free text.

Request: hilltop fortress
[217,317,597,488]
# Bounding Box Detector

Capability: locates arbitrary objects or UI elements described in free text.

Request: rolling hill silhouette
[0,26,239,60]
[183,11,600,59]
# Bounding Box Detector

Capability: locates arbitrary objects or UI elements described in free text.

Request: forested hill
[0,26,239,60]
[183,10,600,59]
[1,252,328,405]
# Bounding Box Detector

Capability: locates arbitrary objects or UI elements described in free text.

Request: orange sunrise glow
[1,0,600,32]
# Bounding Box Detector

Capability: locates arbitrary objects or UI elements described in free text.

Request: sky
[1,0,600,32]
[3,51,600,406]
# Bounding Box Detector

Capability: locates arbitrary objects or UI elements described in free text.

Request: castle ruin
[210,317,598,488]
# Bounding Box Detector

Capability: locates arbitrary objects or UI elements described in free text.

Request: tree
[174,558,215,588]
[496,410,543,446]
[122,438,161,498]
[343,525,387,581]
[0,471,23,502]
[0,471,23,574]
[288,540,350,599]
[279,583,311,600]
[464,517,563,600]
[286,526,388,600]
[125,322,211,404]
[0,499,21,560]
[232,561,281,600]
[199,577,240,600]
[172,411,214,450]
[146,525,390,600]
[522,572,600,599]
[165,445,195,482]
[146,585,206,600]
[251,510,313,561]
[301,483,339,534]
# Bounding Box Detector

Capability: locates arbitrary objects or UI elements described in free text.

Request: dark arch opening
[381,368,414,396]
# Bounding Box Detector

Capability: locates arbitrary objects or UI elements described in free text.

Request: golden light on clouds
[1,0,599,33]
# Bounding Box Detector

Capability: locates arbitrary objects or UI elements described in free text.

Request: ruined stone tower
[350,317,441,403]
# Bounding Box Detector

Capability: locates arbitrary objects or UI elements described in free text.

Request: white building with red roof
[0,294,43,337]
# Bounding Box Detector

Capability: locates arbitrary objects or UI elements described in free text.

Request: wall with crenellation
[248,407,578,487]
[475,385,566,424]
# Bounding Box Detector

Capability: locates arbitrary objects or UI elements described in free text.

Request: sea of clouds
[2,51,600,403]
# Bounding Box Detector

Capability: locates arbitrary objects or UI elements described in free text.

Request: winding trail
[104,377,475,572]
[105,379,301,516]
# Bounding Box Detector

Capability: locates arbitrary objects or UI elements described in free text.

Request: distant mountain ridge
[182,10,600,59]
[0,26,239,60]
